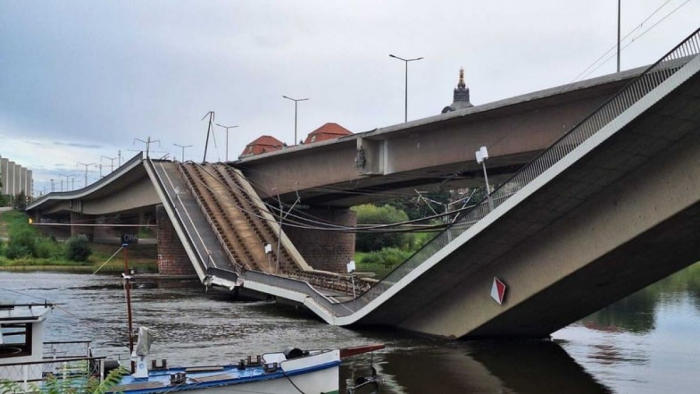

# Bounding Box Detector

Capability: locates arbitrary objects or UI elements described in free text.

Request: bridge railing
[332,27,700,315]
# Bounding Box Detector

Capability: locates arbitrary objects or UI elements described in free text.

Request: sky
[0,0,698,195]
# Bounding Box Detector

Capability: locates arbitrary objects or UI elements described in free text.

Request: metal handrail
[146,159,209,274]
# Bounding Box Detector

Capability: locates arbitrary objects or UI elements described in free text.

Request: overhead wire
[571,0,674,82]
[186,162,462,233]
[575,0,691,82]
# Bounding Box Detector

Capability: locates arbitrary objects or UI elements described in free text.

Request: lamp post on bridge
[282,96,309,145]
[58,174,75,191]
[102,156,118,174]
[475,146,494,212]
[389,54,423,123]
[76,162,96,188]
[173,143,193,162]
[215,124,238,162]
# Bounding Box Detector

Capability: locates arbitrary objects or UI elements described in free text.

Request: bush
[360,247,412,268]
[7,226,38,257]
[353,204,412,252]
[34,237,59,259]
[13,191,26,211]
[5,242,32,259]
[65,237,92,262]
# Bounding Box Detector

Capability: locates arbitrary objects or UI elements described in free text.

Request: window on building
[0,323,33,358]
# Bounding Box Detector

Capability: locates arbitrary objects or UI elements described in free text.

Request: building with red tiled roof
[303,123,352,144]
[239,135,285,158]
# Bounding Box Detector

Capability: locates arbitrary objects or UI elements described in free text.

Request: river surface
[2,262,699,393]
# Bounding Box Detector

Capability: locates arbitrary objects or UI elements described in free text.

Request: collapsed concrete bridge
[27,29,700,338]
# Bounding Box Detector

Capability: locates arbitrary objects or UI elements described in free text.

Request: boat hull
[114,349,340,394]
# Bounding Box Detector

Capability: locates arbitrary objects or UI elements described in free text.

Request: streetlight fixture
[58,174,75,191]
[133,137,161,158]
[76,162,96,188]
[102,156,118,173]
[389,54,424,122]
[173,143,193,162]
[282,95,309,145]
[215,124,239,161]
[475,146,494,211]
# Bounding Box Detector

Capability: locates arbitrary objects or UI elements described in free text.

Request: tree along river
[1,262,699,393]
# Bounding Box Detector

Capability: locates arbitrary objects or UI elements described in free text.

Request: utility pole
[118,150,123,167]
[50,179,56,193]
[173,143,193,162]
[134,137,161,158]
[282,96,309,145]
[102,156,118,173]
[216,123,238,161]
[76,162,96,188]
[202,111,215,163]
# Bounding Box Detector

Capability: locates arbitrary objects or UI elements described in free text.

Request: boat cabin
[0,303,53,381]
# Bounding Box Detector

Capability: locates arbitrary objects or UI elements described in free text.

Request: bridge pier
[284,207,356,273]
[70,212,94,241]
[156,205,196,276]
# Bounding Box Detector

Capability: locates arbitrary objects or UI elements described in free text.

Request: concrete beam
[236,68,642,207]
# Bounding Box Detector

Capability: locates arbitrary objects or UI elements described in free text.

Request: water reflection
[1,262,699,393]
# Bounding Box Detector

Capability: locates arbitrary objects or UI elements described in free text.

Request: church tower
[442,68,473,113]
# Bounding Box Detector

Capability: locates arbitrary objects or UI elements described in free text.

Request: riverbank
[0,209,159,273]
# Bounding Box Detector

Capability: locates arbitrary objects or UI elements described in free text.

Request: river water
[1,262,699,393]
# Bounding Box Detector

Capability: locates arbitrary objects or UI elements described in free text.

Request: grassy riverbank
[0,210,158,273]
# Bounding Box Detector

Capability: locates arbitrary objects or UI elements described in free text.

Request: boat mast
[123,242,135,373]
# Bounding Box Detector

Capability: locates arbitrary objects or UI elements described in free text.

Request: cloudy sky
[1,0,698,195]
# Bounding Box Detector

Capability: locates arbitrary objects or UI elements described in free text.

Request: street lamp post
[282,96,309,145]
[475,146,494,211]
[76,162,96,188]
[215,124,239,161]
[173,143,193,162]
[389,54,424,122]
[133,137,161,158]
[102,156,118,173]
[58,174,74,191]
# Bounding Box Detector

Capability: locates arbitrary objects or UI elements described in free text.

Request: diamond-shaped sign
[490,277,506,305]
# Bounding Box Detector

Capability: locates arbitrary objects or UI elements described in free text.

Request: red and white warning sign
[490,277,506,305]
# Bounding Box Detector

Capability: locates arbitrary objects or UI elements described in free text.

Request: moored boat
[0,303,384,393]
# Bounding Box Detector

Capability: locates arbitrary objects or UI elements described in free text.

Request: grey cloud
[54,142,103,149]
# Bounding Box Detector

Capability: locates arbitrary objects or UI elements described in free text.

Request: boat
[0,303,384,393]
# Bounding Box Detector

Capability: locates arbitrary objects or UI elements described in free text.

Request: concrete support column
[284,207,357,273]
[156,205,195,276]
[70,212,94,241]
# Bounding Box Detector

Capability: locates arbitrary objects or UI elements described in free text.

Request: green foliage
[65,237,93,262]
[385,189,452,221]
[0,194,8,207]
[360,247,412,268]
[1,211,64,260]
[4,242,33,259]
[353,204,412,252]
[0,365,127,394]
[13,191,26,211]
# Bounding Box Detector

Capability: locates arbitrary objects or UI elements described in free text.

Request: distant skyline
[1,0,698,195]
